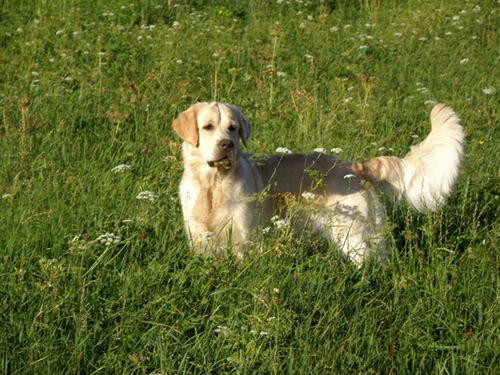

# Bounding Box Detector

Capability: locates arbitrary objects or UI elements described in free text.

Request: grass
[1,0,499,373]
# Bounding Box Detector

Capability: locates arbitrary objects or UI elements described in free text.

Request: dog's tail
[351,104,465,212]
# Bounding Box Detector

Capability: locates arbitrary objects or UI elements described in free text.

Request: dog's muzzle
[207,139,235,168]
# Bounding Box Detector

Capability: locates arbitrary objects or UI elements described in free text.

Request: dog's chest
[180,172,249,231]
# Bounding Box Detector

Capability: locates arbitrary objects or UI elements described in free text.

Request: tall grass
[1,0,499,373]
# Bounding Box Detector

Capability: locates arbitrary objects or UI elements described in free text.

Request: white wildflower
[342,97,353,103]
[330,147,343,154]
[64,77,73,81]
[172,21,181,27]
[445,32,453,36]
[136,191,158,201]
[262,227,271,233]
[17,28,23,33]
[300,23,306,28]
[314,148,327,153]
[412,134,419,138]
[482,87,496,95]
[259,331,269,336]
[274,219,290,229]
[301,192,318,200]
[96,233,120,246]
[111,164,132,173]
[56,30,63,35]
[214,326,230,336]
[330,26,338,32]
[277,71,286,77]
[304,54,314,59]
[276,147,292,154]
[307,15,314,21]
[343,174,355,179]
[358,45,368,49]
[2,194,11,200]
[472,5,480,12]
[344,24,352,29]
[198,231,215,241]
[394,32,403,37]
[460,58,469,64]
[176,59,183,64]
[425,100,437,105]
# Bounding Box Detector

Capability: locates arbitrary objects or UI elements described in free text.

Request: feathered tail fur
[351,104,465,211]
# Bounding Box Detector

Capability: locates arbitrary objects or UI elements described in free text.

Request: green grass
[1,0,500,373]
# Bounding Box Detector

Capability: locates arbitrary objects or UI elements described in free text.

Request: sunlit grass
[1,0,499,373]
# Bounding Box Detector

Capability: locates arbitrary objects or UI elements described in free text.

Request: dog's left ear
[231,105,252,148]
[172,106,199,147]
[239,116,252,148]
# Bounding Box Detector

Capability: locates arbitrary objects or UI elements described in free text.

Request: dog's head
[172,102,252,169]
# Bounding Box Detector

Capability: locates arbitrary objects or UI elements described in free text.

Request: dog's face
[172,102,252,169]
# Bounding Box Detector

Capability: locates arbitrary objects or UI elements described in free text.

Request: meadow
[1,0,499,373]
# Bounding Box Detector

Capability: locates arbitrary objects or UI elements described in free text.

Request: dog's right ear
[172,106,199,147]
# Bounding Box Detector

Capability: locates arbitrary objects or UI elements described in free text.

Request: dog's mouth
[207,155,233,168]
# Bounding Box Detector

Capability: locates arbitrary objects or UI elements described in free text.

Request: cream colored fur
[173,102,464,265]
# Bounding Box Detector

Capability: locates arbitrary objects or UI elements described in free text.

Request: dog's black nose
[218,139,234,150]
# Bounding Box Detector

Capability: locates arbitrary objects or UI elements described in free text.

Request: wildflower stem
[269,37,280,108]
[213,56,222,101]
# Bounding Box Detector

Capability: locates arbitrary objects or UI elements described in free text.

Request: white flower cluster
[343,174,356,179]
[301,192,318,200]
[96,233,120,246]
[214,326,230,336]
[330,147,343,154]
[276,147,292,154]
[271,215,291,229]
[136,191,158,201]
[314,148,327,153]
[483,87,496,95]
[111,164,132,173]
[198,231,215,241]
[249,330,269,336]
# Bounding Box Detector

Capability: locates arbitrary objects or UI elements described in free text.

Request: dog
[172,102,464,265]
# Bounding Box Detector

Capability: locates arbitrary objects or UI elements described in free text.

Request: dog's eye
[228,125,237,131]
[203,124,214,131]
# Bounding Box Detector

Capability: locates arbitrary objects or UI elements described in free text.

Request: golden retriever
[172,102,464,265]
